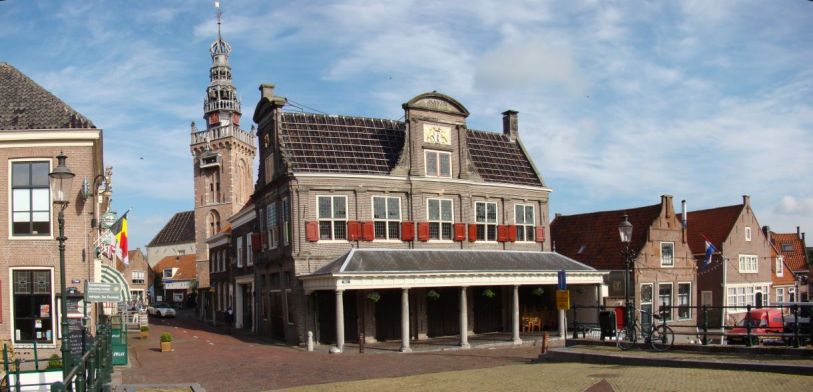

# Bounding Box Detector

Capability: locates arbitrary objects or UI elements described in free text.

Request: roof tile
[685,205,743,254]
[147,211,195,247]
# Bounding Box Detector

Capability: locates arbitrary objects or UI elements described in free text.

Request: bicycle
[616,308,675,352]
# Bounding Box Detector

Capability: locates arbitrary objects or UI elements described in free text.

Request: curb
[537,348,813,375]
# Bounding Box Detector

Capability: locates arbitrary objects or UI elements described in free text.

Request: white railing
[191,125,255,146]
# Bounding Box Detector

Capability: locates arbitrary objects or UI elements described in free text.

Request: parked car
[775,302,812,345]
[727,308,784,345]
[147,302,176,318]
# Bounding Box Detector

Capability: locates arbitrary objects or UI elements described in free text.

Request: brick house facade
[117,249,152,304]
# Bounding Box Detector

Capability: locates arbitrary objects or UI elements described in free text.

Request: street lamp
[50,152,75,378]
[618,214,633,328]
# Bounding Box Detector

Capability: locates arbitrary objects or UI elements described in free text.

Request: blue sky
[3,0,812,250]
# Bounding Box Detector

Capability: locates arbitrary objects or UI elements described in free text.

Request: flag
[703,239,716,268]
[110,212,129,265]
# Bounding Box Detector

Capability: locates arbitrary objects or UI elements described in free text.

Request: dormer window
[425,150,451,177]
[163,268,173,279]
[781,243,793,252]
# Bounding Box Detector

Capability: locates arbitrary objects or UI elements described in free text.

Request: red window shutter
[417,222,430,241]
[535,226,546,242]
[453,223,466,241]
[497,225,508,242]
[305,221,319,242]
[347,221,361,241]
[362,221,375,241]
[251,233,262,251]
[468,224,477,242]
[401,221,414,241]
[507,225,517,242]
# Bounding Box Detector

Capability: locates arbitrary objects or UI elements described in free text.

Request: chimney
[502,110,519,142]
[661,195,673,217]
[763,226,771,243]
[681,200,687,228]
[797,226,801,239]
[742,195,750,206]
[555,213,562,219]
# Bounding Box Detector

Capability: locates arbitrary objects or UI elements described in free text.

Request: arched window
[207,210,221,238]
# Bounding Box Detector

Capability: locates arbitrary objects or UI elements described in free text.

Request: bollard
[359,332,365,353]
[702,305,709,345]
[307,331,314,352]
[745,304,752,347]
[541,332,550,355]
[792,305,800,348]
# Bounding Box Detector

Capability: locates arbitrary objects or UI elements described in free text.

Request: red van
[727,309,785,345]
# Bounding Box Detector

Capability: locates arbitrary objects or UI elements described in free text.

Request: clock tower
[190,1,256,284]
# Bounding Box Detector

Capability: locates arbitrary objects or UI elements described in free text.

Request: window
[727,284,771,309]
[13,269,53,343]
[424,150,451,177]
[738,254,758,273]
[317,196,347,240]
[660,242,674,267]
[475,201,498,241]
[246,233,253,266]
[789,287,796,302]
[132,270,145,285]
[745,226,752,241]
[776,257,784,277]
[282,197,291,246]
[427,198,453,240]
[678,283,691,320]
[776,288,785,303]
[11,161,51,236]
[163,268,173,279]
[236,236,243,267]
[781,243,793,252]
[658,283,672,322]
[267,202,278,249]
[640,284,653,331]
[515,204,535,242]
[372,196,401,240]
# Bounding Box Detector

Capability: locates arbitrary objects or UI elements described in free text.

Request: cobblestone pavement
[120,313,812,392]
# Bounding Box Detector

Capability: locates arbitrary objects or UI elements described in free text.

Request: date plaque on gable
[423,124,451,145]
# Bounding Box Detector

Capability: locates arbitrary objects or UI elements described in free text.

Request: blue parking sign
[557,270,567,290]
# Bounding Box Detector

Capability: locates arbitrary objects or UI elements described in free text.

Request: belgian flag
[109,212,129,265]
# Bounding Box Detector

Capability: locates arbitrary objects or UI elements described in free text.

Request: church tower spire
[191,0,256,277]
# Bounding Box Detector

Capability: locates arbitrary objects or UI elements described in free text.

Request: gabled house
[769,228,809,302]
[687,196,774,327]
[117,248,152,304]
[152,254,197,307]
[146,210,196,268]
[552,195,697,332]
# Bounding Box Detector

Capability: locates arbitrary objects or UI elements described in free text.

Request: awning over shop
[101,264,131,302]
[302,249,607,293]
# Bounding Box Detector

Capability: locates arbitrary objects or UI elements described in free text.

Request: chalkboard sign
[66,297,81,315]
[67,318,84,360]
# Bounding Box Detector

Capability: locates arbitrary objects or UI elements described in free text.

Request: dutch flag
[703,240,716,268]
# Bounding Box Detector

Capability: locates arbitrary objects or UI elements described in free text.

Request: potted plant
[46,354,62,370]
[160,332,173,352]
[482,288,496,299]
[366,291,381,303]
[427,289,441,301]
[140,325,149,339]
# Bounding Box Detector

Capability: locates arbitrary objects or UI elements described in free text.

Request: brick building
[247,87,604,351]
[0,63,105,355]
[117,248,152,304]
[768,228,809,302]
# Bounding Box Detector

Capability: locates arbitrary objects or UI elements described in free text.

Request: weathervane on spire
[215,1,223,39]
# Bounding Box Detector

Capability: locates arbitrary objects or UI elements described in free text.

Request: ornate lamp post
[618,214,633,328]
[50,152,75,378]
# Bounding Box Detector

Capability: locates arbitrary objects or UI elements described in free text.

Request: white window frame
[9,267,56,346]
[727,283,772,310]
[745,226,752,241]
[677,282,691,320]
[658,283,673,322]
[776,256,784,277]
[738,254,758,273]
[246,232,253,266]
[8,159,53,240]
[282,197,290,246]
[316,195,348,241]
[267,202,279,249]
[132,270,145,285]
[424,150,452,178]
[236,236,244,268]
[426,198,453,241]
[372,196,401,241]
[474,201,498,242]
[640,283,654,327]
[660,242,675,267]
[514,204,535,242]
[776,287,785,303]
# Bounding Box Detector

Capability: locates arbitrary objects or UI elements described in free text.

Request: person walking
[226,306,234,334]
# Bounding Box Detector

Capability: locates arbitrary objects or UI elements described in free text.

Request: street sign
[556,289,570,310]
[85,282,121,302]
[557,270,567,290]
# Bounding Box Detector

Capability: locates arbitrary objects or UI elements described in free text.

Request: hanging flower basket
[427,289,441,301]
[366,291,381,303]
[482,288,496,299]
[532,287,545,297]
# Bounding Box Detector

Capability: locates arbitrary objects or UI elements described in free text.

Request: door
[426,288,459,337]
[375,290,400,341]
[242,284,252,330]
[474,286,503,333]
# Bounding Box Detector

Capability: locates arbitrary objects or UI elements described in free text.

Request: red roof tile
[685,204,743,255]
[771,232,809,273]
[551,203,662,270]
[152,254,197,281]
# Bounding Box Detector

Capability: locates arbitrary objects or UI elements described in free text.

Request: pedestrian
[226,306,234,334]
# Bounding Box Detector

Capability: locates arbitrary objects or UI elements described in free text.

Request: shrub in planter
[140,325,149,339]
[160,332,173,352]
[47,354,62,369]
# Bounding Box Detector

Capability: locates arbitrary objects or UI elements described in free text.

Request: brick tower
[190,1,256,287]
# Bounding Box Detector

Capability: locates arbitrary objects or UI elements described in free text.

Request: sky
[2,0,812,250]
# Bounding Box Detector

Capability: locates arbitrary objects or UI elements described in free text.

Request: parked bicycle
[616,308,675,352]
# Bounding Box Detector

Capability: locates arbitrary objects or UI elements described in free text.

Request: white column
[401,288,411,353]
[558,309,566,338]
[512,285,522,344]
[460,287,470,348]
[336,290,345,352]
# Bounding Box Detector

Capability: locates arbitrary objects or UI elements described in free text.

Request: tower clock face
[423,124,451,145]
